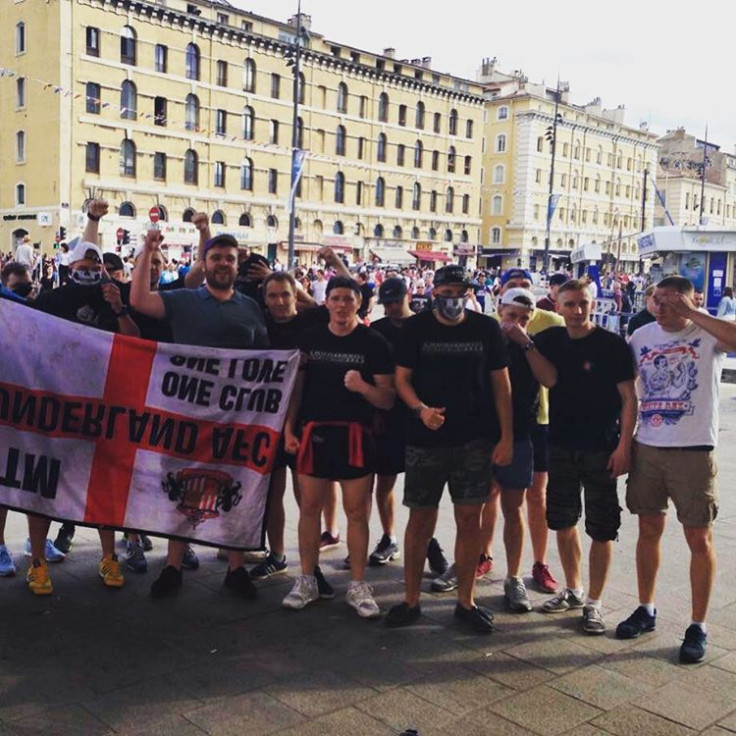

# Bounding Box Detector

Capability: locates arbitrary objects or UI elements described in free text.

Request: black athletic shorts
[296,423,375,481]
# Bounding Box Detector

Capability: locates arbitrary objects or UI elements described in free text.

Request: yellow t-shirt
[493,308,564,425]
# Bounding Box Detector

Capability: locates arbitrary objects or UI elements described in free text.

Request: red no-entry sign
[116,228,124,241]
[149,207,160,223]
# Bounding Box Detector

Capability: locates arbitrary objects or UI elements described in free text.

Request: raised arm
[317,246,351,280]
[184,213,209,289]
[130,229,166,319]
[82,199,109,245]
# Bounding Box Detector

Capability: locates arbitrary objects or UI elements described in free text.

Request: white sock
[571,587,584,598]
[641,603,655,616]
[389,535,397,544]
[586,597,601,609]
[691,621,707,633]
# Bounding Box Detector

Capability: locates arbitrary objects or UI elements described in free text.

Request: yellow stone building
[0,0,485,266]
[479,62,660,272]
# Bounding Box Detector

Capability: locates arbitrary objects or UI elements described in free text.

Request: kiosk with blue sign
[637,227,736,313]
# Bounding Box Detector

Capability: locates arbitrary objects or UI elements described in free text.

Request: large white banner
[0,299,298,550]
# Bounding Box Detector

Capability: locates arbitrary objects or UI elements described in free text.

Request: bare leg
[341,475,374,582]
[403,508,438,607]
[500,489,526,578]
[556,526,583,590]
[588,540,612,601]
[454,504,484,609]
[375,474,397,536]
[636,514,665,603]
[480,486,499,558]
[527,471,549,564]
[28,514,51,561]
[684,525,716,622]
[0,507,7,545]
[165,539,187,570]
[267,467,287,556]
[322,482,339,536]
[297,475,330,575]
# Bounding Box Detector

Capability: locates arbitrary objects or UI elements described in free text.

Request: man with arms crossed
[616,276,736,663]
[535,279,637,634]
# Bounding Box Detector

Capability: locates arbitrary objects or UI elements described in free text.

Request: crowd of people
[1,199,733,666]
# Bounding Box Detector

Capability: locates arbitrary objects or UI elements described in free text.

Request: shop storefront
[407,242,452,267]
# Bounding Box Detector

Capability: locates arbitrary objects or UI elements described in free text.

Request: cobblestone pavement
[2,387,736,735]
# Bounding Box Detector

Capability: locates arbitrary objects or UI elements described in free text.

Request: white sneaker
[282,574,319,610]
[346,580,380,618]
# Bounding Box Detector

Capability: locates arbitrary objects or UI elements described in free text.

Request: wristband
[412,403,427,417]
[87,212,101,222]
[522,340,536,352]
[114,306,130,317]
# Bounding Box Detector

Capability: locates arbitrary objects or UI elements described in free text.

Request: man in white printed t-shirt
[617,275,736,664]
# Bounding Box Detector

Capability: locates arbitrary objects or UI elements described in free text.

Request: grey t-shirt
[159,286,268,349]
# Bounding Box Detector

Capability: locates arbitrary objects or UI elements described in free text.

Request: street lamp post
[543,84,562,274]
[287,0,303,269]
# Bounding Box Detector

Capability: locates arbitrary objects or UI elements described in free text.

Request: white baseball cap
[498,287,536,310]
[67,237,103,265]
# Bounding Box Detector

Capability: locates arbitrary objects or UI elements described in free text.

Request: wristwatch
[522,340,536,352]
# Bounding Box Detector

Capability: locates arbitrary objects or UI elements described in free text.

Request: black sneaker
[54,523,75,554]
[369,534,401,566]
[385,602,422,628]
[181,545,200,571]
[679,624,707,664]
[250,552,288,581]
[140,534,154,552]
[150,565,183,599]
[454,603,494,633]
[224,567,258,600]
[314,565,335,599]
[426,538,449,575]
[615,606,657,640]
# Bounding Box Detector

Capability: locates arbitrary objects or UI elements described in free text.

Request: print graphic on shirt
[637,339,700,427]
[76,304,99,326]
[308,350,365,366]
[421,341,484,356]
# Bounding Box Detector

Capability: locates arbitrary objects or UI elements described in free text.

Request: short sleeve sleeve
[395,315,421,369]
[367,330,394,375]
[485,317,510,371]
[611,335,636,384]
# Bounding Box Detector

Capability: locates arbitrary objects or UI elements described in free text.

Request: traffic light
[59,226,67,241]
[544,125,554,143]
[122,229,130,245]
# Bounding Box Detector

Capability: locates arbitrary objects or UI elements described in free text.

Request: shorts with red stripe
[296,422,375,480]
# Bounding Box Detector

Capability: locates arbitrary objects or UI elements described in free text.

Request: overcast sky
[231,0,735,153]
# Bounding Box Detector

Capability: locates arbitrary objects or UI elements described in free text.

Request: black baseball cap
[434,265,471,287]
[549,272,568,287]
[102,252,124,272]
[378,277,408,304]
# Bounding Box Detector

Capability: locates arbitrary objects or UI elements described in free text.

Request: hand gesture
[344,370,367,394]
[607,444,630,478]
[491,439,513,466]
[284,428,300,455]
[87,199,109,220]
[420,406,446,431]
[101,282,123,313]
[248,261,272,281]
[144,228,164,253]
[500,321,530,346]
[660,291,695,318]
[316,246,339,266]
[192,212,209,232]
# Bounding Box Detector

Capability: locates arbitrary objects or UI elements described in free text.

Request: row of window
[89,139,472,214]
[84,26,474,134]
[530,168,645,199]
[534,136,647,171]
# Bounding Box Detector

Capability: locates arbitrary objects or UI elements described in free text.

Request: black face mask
[11,283,33,298]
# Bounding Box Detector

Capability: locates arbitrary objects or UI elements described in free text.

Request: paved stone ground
[2,389,736,736]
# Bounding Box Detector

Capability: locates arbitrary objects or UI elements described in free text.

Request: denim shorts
[493,438,534,491]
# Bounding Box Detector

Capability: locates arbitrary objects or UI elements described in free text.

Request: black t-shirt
[266,306,329,350]
[370,317,409,437]
[535,326,635,451]
[410,293,432,314]
[396,310,509,448]
[626,308,656,336]
[357,283,374,318]
[33,282,119,333]
[506,342,540,440]
[297,323,394,427]
[118,280,178,343]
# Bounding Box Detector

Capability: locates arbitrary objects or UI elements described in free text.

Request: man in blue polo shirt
[131,229,268,600]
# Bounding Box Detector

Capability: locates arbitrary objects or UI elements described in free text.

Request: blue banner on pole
[288,150,307,213]
[547,194,561,221]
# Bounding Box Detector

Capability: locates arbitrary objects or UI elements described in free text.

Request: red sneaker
[318,531,341,551]
[475,554,493,579]
[532,562,559,593]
